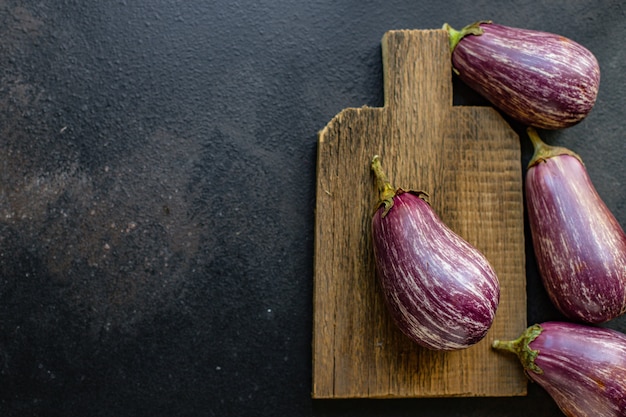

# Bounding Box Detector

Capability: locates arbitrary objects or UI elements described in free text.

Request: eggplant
[525,128,626,323]
[493,322,626,417]
[370,156,500,350]
[443,21,600,130]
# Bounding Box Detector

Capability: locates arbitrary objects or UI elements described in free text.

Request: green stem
[442,20,490,53]
[527,127,583,169]
[371,156,397,218]
[492,324,544,375]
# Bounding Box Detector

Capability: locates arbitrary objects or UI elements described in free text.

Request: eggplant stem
[492,324,544,375]
[442,20,490,53]
[371,156,397,217]
[527,127,583,168]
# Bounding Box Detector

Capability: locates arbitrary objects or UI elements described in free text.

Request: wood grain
[312,29,527,398]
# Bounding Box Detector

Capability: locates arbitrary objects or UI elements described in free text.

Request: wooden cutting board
[312,29,527,398]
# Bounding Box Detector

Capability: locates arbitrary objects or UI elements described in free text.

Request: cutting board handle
[382,30,453,112]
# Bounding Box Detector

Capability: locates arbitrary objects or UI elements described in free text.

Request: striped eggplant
[525,128,626,323]
[443,21,600,130]
[493,322,626,417]
[370,155,500,350]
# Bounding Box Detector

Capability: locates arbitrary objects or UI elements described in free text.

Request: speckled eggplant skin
[494,322,626,417]
[445,21,600,130]
[525,129,626,323]
[371,189,500,351]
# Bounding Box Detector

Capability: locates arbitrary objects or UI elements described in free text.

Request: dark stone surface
[0,1,624,416]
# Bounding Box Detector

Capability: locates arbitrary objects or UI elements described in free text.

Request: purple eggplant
[370,156,500,350]
[493,322,626,417]
[525,128,626,323]
[443,21,600,130]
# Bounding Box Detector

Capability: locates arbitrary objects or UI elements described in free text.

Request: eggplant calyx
[442,20,491,53]
[527,127,583,168]
[371,156,429,218]
[492,324,544,375]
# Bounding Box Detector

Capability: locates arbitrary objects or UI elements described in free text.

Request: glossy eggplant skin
[371,157,500,350]
[493,322,626,417]
[445,21,600,130]
[525,129,626,323]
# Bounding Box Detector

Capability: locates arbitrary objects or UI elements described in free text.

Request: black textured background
[1,1,625,416]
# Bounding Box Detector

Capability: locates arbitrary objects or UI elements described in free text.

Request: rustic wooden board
[312,29,527,398]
